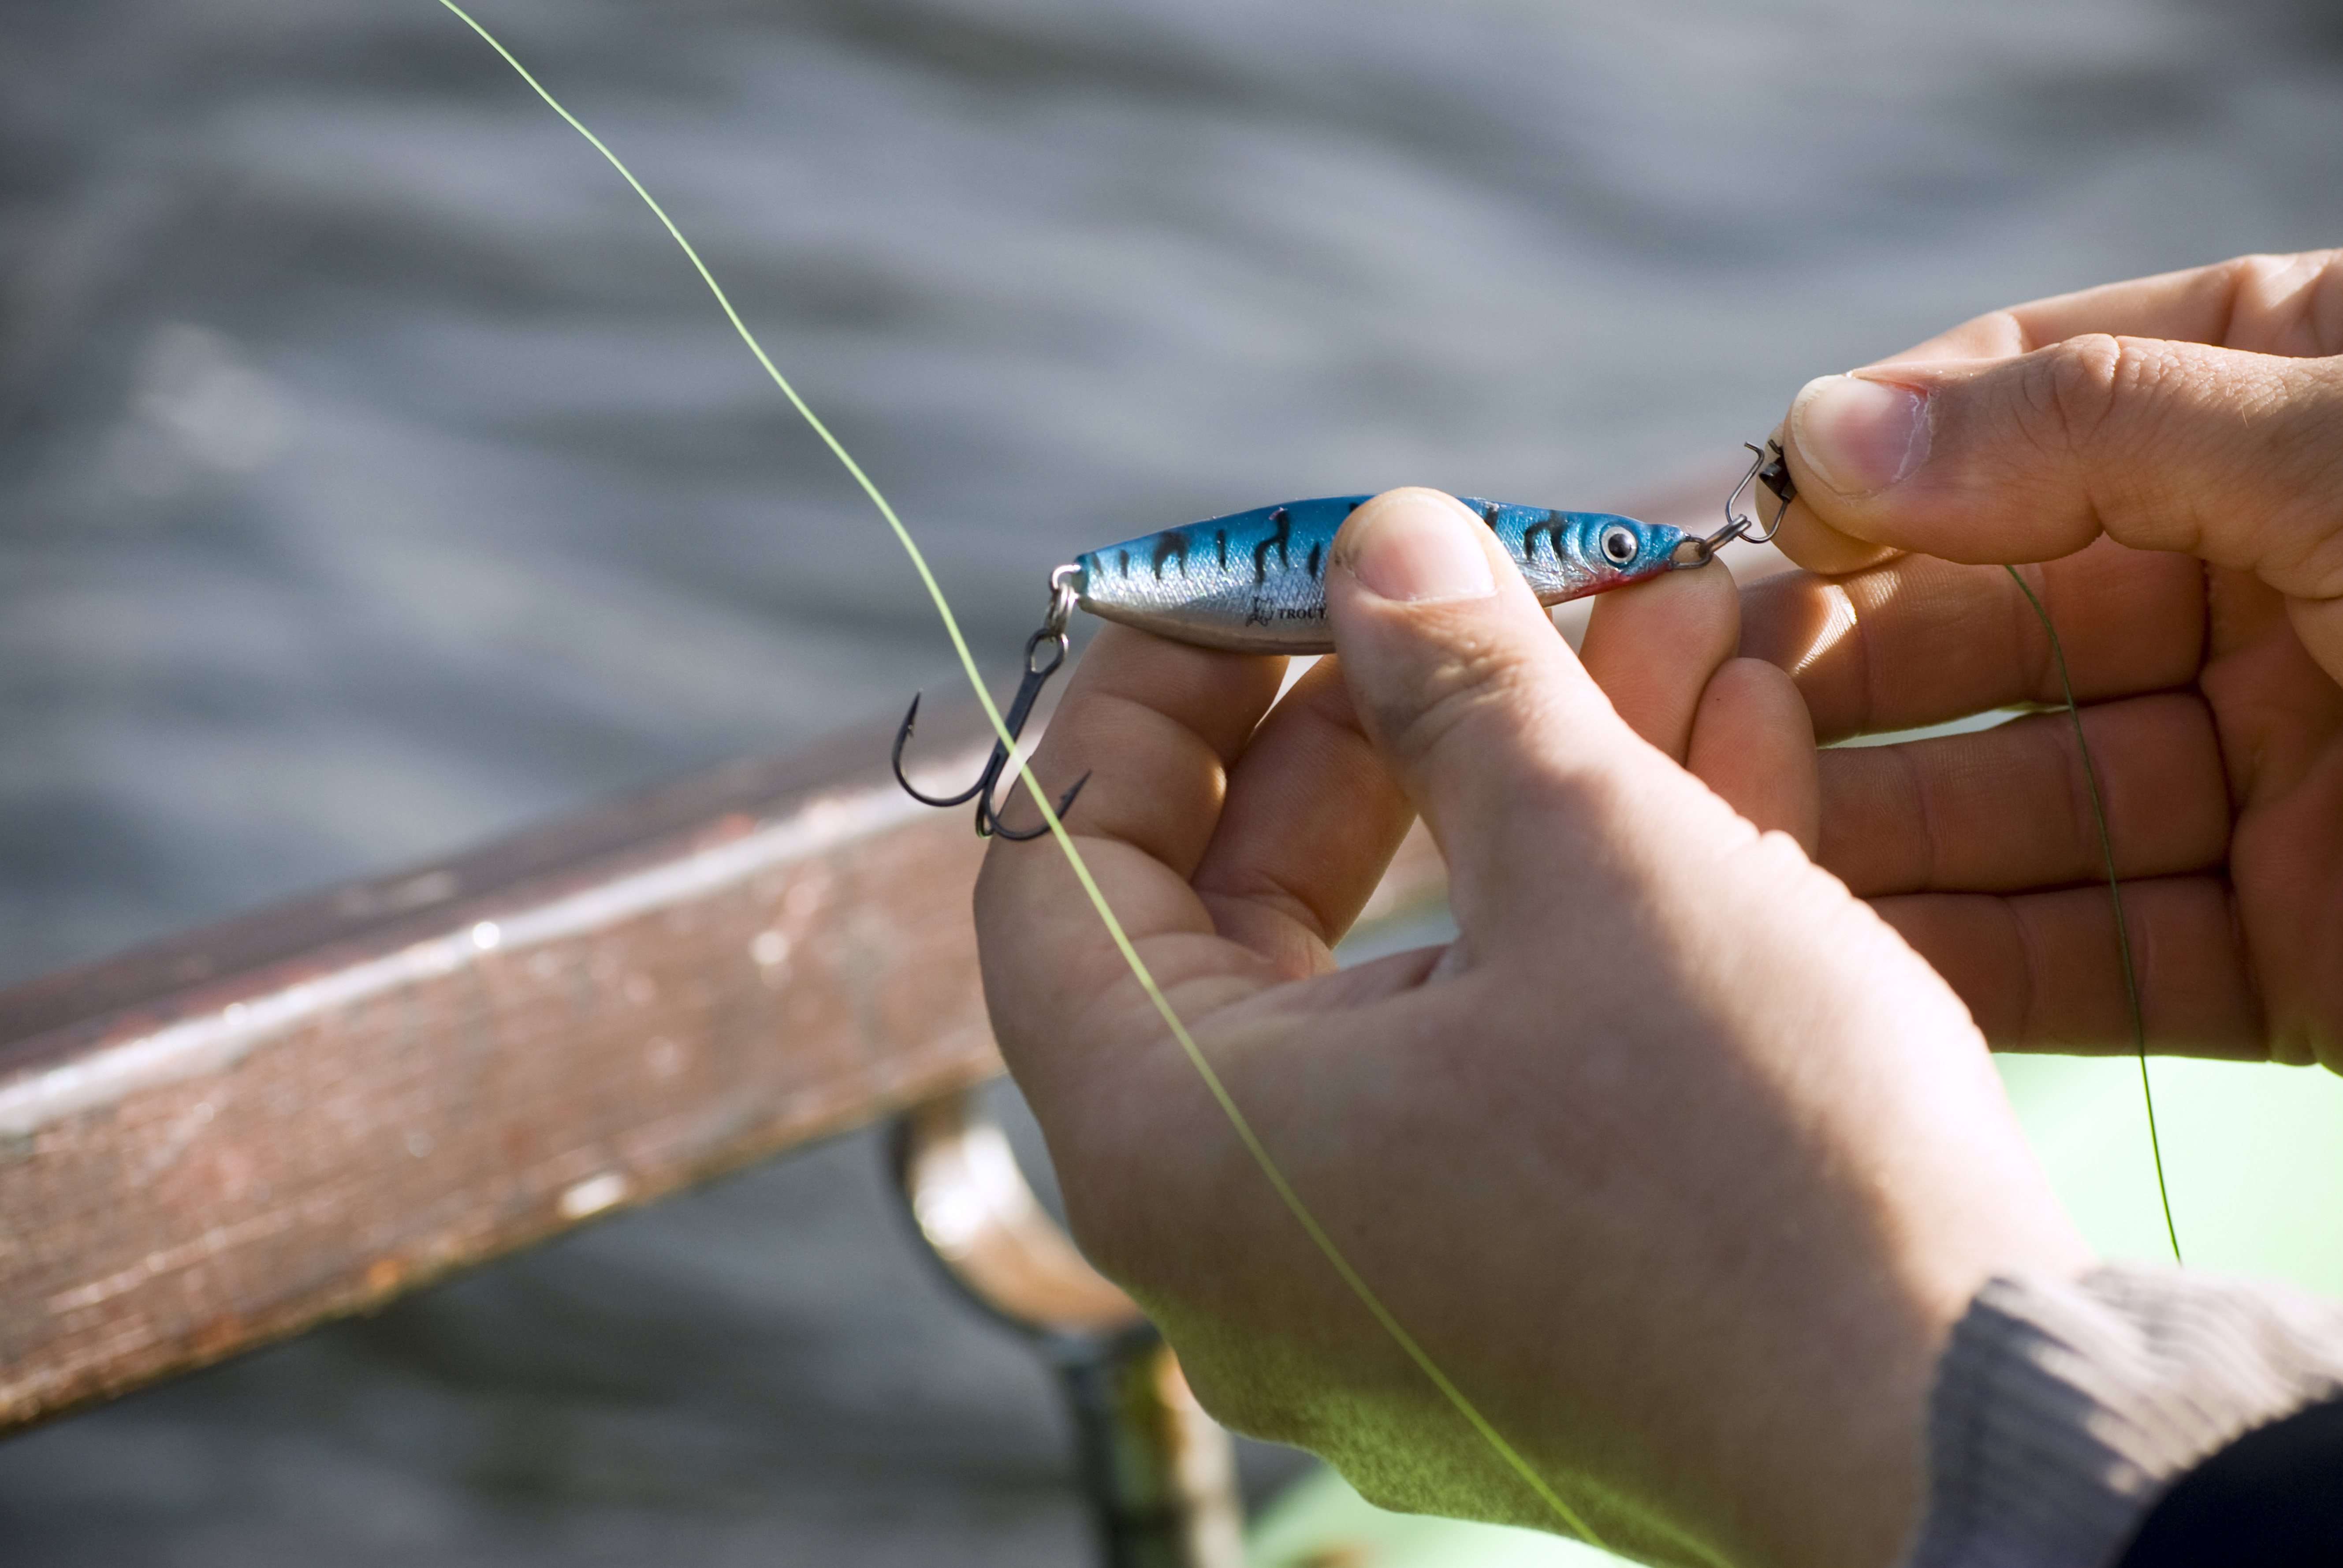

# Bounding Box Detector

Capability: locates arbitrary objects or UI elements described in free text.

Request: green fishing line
[433,1,1604,1546]
[2005,565,2182,1265]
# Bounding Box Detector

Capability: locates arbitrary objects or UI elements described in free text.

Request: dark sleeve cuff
[1900,1263,2343,1568]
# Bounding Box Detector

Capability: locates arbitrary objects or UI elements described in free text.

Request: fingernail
[1336,488,1497,603]
[1789,373,1931,495]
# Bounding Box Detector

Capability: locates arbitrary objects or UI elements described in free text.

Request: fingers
[2207,565,2343,808]
[1740,538,2205,742]
[1881,253,2343,366]
[978,618,1423,1113]
[974,625,1289,1091]
[1688,659,1820,856]
[2224,724,2343,1072]
[1770,251,2343,598]
[1769,338,2343,682]
[1580,563,1821,851]
[1816,696,2230,897]
[2295,597,2343,693]
[1877,880,2265,1059]
[1579,563,1740,759]
[1323,488,1666,943]
[1006,622,1285,879]
[1780,339,2343,569]
[1993,252,2343,361]
[1189,655,1417,978]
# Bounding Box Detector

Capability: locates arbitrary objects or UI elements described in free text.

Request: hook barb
[983,769,1090,842]
[892,692,989,808]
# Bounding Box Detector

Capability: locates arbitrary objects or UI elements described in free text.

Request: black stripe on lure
[896,441,1796,838]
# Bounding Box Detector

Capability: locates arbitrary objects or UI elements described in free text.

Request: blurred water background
[2,0,2341,1561]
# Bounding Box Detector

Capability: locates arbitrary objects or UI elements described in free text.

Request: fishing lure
[894,444,1796,837]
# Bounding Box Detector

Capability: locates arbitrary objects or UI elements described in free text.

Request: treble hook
[1670,438,1799,570]
[892,564,1090,841]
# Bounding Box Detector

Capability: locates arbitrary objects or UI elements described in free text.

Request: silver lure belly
[1072,495,1688,654]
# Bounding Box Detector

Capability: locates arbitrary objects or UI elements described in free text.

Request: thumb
[1777,342,2343,679]
[1325,488,1672,939]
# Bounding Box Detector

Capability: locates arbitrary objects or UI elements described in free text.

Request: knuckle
[2221,250,2303,299]
[2200,250,2343,355]
[2030,333,2127,457]
[2307,252,2343,354]
[2031,333,2198,473]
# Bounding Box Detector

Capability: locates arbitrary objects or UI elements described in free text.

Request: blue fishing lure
[1073,496,1680,655]
[895,444,1794,836]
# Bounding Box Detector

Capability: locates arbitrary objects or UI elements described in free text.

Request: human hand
[1759,252,2343,1069]
[975,489,2087,1568]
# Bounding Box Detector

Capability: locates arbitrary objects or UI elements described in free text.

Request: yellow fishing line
[2005,565,2181,1264]
[434,0,1604,1547]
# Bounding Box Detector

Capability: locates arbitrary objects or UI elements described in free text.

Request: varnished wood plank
[0,702,1017,1432]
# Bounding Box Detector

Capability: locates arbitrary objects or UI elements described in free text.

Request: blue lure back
[1072,496,1687,654]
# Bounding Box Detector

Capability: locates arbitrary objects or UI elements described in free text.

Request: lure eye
[1600,525,1639,566]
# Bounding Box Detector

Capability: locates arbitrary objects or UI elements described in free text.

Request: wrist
[1738,1241,2098,1568]
[1696,1017,2096,1568]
